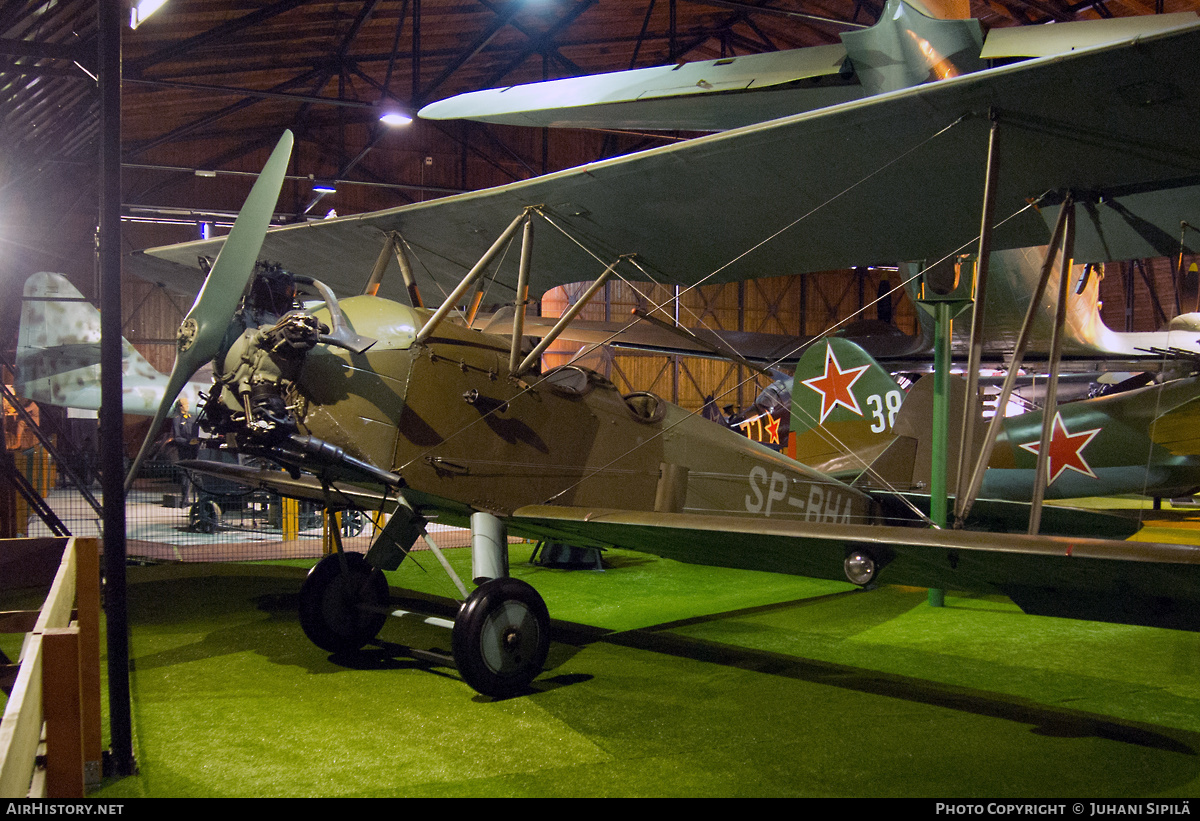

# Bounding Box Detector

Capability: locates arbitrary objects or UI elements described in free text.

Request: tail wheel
[452,577,550,698]
[299,552,389,653]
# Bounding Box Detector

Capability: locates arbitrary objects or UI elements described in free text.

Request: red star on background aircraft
[1018,412,1102,486]
[800,345,871,424]
[764,414,781,445]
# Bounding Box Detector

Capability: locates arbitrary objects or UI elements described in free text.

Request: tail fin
[789,337,906,476]
[16,272,199,416]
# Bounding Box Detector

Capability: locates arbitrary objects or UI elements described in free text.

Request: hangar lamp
[380,111,414,127]
[130,0,168,29]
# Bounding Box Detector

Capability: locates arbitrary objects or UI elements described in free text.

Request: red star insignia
[764,414,781,445]
[800,345,871,423]
[1019,412,1101,486]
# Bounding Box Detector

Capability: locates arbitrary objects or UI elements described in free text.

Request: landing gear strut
[297,507,551,698]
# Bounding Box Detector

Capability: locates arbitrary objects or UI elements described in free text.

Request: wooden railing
[0,537,103,797]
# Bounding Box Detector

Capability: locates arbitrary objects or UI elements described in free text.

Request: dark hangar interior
[6,0,1200,800]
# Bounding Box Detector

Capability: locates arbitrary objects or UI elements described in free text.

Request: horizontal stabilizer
[980,12,1199,58]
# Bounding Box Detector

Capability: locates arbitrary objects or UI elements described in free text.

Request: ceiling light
[379,111,413,127]
[130,0,168,30]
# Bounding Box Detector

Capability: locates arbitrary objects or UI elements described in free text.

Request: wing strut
[363,233,397,298]
[397,239,425,309]
[1026,200,1077,535]
[513,258,621,377]
[953,112,1000,514]
[414,209,530,345]
[955,194,1074,528]
[508,215,534,373]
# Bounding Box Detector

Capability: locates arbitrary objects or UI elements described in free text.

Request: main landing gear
[298,552,389,653]
[296,510,550,698]
[452,577,550,698]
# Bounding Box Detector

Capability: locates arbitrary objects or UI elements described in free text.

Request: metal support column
[97,0,134,777]
[930,302,953,528]
[928,300,951,608]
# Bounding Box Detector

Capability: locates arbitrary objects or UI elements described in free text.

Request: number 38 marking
[867,390,903,433]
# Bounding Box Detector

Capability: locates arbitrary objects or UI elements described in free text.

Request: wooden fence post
[42,626,83,798]
[76,538,102,784]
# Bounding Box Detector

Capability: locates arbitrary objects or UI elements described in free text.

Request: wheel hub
[502,627,522,653]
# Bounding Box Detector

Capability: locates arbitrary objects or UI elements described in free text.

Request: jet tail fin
[16,272,197,416]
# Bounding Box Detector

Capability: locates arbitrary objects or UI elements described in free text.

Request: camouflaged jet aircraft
[16,271,206,417]
[122,6,1200,696]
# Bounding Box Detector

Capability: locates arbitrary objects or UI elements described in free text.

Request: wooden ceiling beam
[476,0,597,89]
[415,0,528,107]
[126,0,312,78]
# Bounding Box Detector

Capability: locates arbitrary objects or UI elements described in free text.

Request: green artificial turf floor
[76,543,1200,798]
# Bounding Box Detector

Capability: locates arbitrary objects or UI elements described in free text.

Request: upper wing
[131,21,1200,308]
[417,45,862,132]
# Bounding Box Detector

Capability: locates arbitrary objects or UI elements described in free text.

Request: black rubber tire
[298,552,389,653]
[188,499,221,533]
[451,577,550,698]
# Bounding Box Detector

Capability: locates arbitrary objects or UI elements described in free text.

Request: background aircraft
[16,272,206,418]
[416,2,1200,371]
[418,2,1200,136]
[788,337,1200,504]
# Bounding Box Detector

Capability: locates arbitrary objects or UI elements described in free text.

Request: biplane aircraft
[121,3,1200,696]
[787,336,1200,504]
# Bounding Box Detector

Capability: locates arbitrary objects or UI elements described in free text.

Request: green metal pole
[928,301,951,608]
